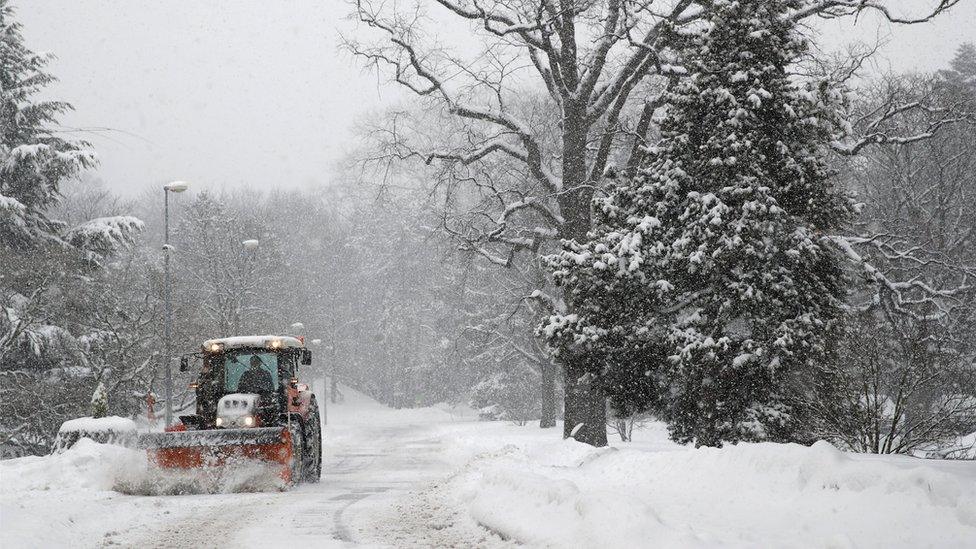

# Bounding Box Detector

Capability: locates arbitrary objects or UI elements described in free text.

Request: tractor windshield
[222,351,279,394]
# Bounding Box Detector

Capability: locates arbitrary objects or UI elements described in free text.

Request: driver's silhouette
[238,355,274,394]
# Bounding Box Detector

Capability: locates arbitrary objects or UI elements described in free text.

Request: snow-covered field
[2,386,974,548]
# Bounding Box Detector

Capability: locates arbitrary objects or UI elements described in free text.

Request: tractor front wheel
[287,421,305,486]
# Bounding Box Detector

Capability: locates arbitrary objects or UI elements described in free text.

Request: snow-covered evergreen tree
[90,382,108,418]
[0,0,96,247]
[0,3,144,454]
[948,42,976,79]
[543,0,852,446]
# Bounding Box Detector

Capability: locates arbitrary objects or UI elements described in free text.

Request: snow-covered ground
[427,422,976,548]
[2,386,974,548]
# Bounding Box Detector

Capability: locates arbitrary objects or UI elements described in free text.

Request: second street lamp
[162,180,189,427]
[239,239,259,332]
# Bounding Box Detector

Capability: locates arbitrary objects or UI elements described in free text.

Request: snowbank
[0,439,153,548]
[435,424,976,548]
[0,438,284,548]
[1,438,145,493]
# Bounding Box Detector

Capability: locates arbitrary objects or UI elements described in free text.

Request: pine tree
[949,42,976,78]
[0,3,143,454]
[543,0,852,446]
[0,0,96,247]
[90,382,108,418]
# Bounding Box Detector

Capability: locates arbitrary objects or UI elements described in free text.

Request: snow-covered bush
[471,369,541,426]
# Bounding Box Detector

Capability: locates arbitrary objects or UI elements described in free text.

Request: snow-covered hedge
[52,416,137,453]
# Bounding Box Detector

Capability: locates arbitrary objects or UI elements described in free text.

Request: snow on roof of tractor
[202,335,304,351]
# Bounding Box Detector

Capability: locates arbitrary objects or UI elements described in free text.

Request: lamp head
[164,181,189,193]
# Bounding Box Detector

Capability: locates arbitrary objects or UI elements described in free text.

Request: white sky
[18,0,976,196]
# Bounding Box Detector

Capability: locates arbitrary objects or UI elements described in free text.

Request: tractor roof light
[269,339,282,349]
[209,343,223,353]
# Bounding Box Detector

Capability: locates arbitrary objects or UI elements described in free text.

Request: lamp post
[162,181,189,427]
[310,338,326,425]
[239,240,259,332]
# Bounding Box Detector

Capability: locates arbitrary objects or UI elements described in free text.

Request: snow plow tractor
[139,336,322,488]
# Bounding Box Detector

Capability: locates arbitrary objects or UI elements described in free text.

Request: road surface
[107,419,459,548]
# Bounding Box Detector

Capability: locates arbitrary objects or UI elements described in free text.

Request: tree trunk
[561,355,607,446]
[539,360,557,428]
[330,373,339,404]
[330,346,340,404]
[616,419,630,442]
[555,105,607,447]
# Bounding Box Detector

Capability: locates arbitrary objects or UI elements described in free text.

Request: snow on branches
[543,0,853,447]
[65,216,145,263]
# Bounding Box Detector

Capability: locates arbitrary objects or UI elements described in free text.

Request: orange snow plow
[138,336,323,489]
[141,425,296,483]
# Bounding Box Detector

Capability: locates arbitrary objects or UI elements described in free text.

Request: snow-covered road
[116,422,451,548]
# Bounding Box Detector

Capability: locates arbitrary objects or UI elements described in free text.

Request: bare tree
[821,51,976,455]
[458,253,560,426]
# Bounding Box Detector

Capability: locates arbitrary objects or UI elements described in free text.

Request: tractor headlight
[244,416,255,427]
[215,417,223,427]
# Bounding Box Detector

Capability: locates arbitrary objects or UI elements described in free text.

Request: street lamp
[290,322,305,337]
[163,181,189,427]
[238,239,260,332]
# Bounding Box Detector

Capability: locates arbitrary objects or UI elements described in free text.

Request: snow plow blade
[138,427,294,485]
[139,427,285,449]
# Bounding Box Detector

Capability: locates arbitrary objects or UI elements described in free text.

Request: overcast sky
[19,0,976,197]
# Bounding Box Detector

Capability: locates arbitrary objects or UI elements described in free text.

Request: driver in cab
[238,355,274,395]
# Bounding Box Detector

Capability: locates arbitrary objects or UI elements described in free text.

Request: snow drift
[2,437,145,493]
[438,427,976,548]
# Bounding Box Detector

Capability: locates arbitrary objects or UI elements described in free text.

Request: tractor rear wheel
[287,421,305,486]
[303,397,322,483]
